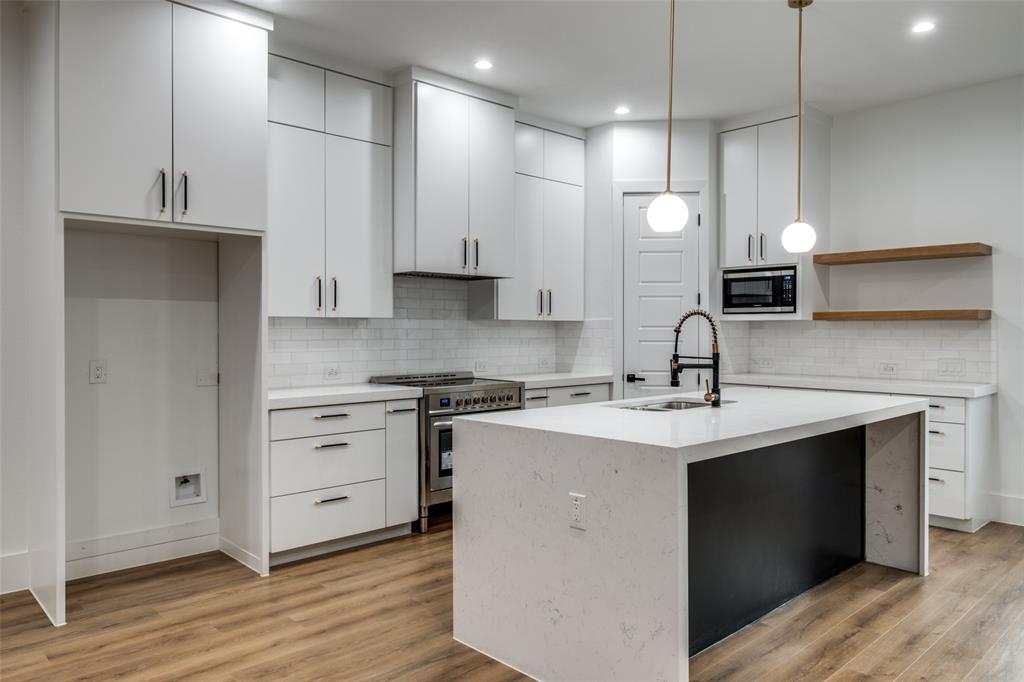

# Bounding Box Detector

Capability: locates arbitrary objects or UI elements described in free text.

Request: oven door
[428,416,454,493]
[722,268,796,314]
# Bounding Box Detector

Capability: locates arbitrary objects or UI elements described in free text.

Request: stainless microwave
[722,266,797,314]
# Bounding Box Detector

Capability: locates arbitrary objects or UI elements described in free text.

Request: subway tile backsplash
[744,320,995,384]
[268,276,612,388]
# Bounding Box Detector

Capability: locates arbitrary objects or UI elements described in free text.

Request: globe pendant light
[781,0,817,253]
[647,0,689,233]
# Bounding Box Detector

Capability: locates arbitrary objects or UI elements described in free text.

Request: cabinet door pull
[314,495,350,505]
[314,412,349,420]
[547,289,553,316]
[928,430,944,436]
[928,477,945,484]
[387,407,417,414]
[314,441,349,450]
[747,234,753,262]
[526,395,547,401]
[181,170,188,216]
[331,277,338,312]
[473,238,480,271]
[929,404,944,409]
[316,275,323,311]
[538,289,544,316]
[760,233,766,261]
[159,168,167,213]
[462,237,469,269]
[570,392,592,398]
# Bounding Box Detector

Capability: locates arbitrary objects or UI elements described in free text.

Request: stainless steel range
[370,372,523,532]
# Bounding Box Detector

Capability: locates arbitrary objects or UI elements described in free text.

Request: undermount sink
[618,398,737,412]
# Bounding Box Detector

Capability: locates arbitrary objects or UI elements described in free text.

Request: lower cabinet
[269,398,418,556]
[523,383,611,409]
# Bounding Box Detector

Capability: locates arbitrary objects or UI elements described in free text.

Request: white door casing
[622,193,702,399]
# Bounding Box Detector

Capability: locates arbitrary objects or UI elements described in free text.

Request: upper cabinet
[267,57,394,319]
[394,77,515,277]
[59,1,268,231]
[719,114,830,268]
[471,123,586,321]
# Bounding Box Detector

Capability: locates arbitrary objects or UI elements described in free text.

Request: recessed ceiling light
[911,20,935,33]
[614,105,631,115]
[474,58,493,70]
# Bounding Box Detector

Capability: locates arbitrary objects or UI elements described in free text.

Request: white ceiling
[249,0,1024,128]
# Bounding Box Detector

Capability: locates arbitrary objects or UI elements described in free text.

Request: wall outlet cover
[196,370,219,387]
[323,365,342,382]
[569,492,586,531]
[937,358,966,377]
[538,357,553,370]
[474,360,495,374]
[89,359,108,384]
[877,362,898,377]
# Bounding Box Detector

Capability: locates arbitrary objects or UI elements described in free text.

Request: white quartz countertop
[268,384,422,410]
[723,373,997,399]
[457,386,928,463]
[485,371,614,390]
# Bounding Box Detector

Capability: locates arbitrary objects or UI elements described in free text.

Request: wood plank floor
[2,520,1023,681]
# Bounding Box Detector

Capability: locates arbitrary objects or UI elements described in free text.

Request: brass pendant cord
[664,0,675,194]
[796,4,804,222]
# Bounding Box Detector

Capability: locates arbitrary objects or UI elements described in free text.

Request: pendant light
[780,0,817,253]
[646,0,689,233]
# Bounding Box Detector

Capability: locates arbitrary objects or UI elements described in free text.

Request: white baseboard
[270,523,411,568]
[66,533,219,581]
[929,515,990,534]
[1,550,28,594]
[219,536,266,576]
[993,493,1024,527]
[66,518,220,561]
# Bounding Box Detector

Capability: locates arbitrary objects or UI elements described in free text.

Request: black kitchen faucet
[670,308,721,407]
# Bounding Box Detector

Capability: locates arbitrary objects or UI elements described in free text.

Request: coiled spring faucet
[670,308,722,407]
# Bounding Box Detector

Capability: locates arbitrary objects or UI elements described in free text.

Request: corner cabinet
[267,57,393,318]
[59,1,268,231]
[719,114,830,268]
[394,79,515,277]
[470,123,585,321]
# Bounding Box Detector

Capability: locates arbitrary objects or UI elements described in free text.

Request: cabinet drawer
[546,383,611,407]
[928,423,966,472]
[271,402,385,441]
[928,468,966,520]
[271,429,385,497]
[524,388,549,409]
[927,396,965,425]
[271,479,385,553]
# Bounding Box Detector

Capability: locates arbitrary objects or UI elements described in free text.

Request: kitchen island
[452,386,929,682]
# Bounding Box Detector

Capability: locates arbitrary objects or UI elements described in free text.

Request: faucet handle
[704,378,714,403]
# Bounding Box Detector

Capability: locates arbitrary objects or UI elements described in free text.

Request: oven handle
[432,421,454,428]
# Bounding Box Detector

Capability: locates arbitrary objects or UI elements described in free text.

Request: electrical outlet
[754,357,774,370]
[196,370,219,387]
[89,359,107,384]
[538,357,553,370]
[938,358,965,377]
[877,362,898,377]
[323,365,342,382]
[474,359,495,374]
[569,492,586,531]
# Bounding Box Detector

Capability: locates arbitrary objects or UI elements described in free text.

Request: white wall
[64,230,220,564]
[747,76,1024,525]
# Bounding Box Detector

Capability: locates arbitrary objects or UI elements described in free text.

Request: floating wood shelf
[813,309,992,322]
[813,242,992,266]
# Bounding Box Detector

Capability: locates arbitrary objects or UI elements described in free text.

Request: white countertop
[485,371,614,390]
[723,373,997,399]
[457,386,927,463]
[268,383,422,410]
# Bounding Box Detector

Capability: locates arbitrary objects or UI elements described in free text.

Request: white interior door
[623,193,702,399]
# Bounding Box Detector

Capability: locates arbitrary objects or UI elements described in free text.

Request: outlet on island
[569,492,586,531]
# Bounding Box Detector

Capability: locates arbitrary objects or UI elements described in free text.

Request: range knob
[455,398,463,407]
[473,396,481,405]
[489,395,497,403]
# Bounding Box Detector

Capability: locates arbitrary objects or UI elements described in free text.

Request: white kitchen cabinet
[719,114,829,267]
[542,130,585,186]
[754,118,797,266]
[385,400,419,527]
[325,135,393,318]
[468,97,515,277]
[497,175,545,319]
[514,123,544,177]
[720,127,758,268]
[59,1,268,230]
[542,181,585,320]
[59,0,173,222]
[270,480,386,553]
[268,55,325,131]
[267,124,325,318]
[172,4,267,230]
[522,383,612,409]
[394,76,516,277]
[326,72,392,145]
